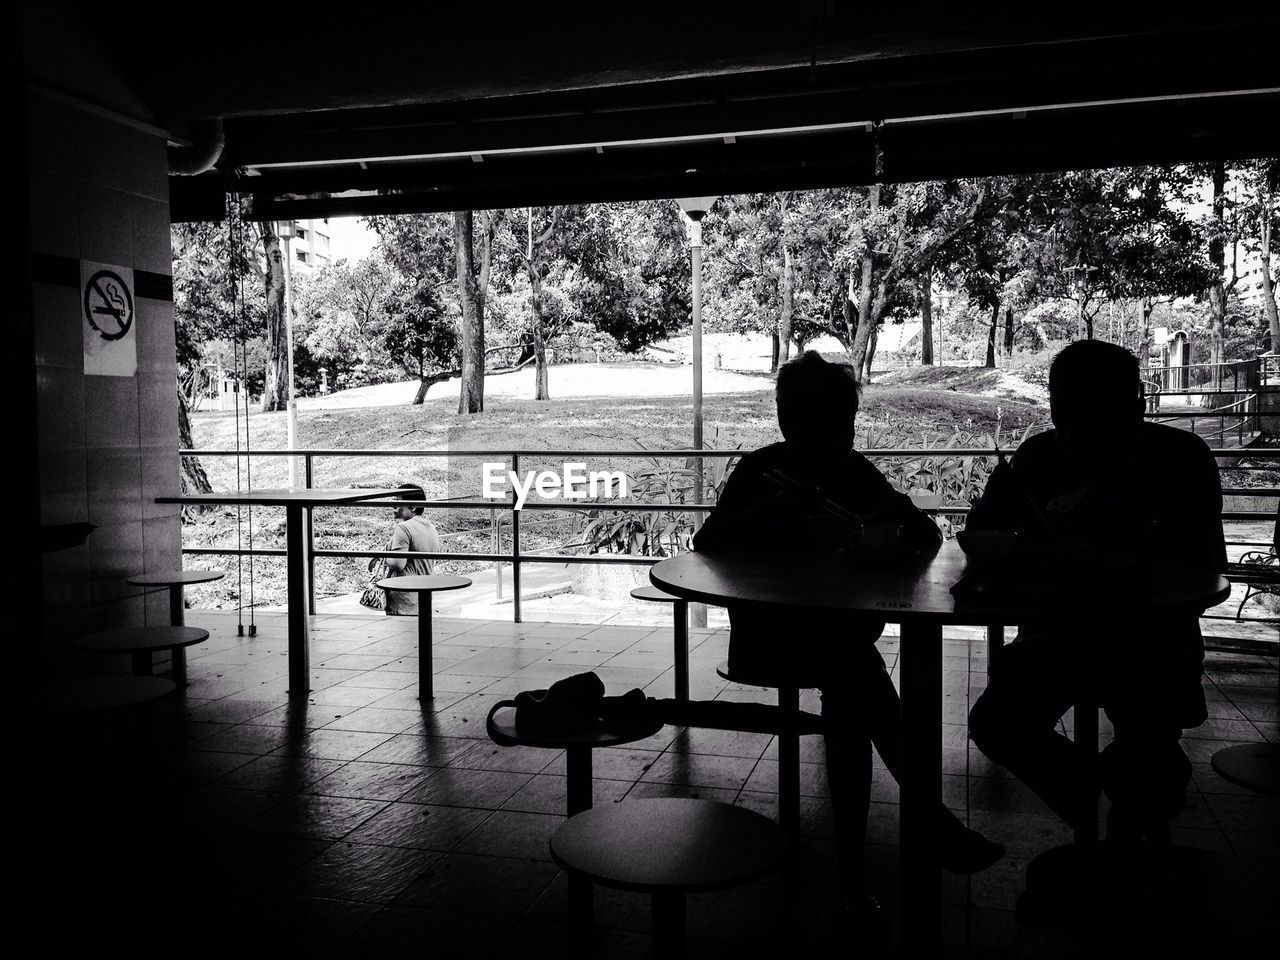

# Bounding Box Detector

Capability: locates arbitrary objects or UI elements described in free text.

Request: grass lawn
[184,382,1045,610]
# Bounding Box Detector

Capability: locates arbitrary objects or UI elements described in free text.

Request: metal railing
[1143,358,1262,396]
[178,444,1280,623]
[1145,391,1262,446]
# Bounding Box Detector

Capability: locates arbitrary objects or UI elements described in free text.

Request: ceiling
[26,4,1280,220]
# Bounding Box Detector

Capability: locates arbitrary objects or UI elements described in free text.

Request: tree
[571,202,690,353]
[259,220,289,412]
[382,276,460,404]
[1238,159,1280,349]
[294,256,395,388]
[833,180,988,380]
[1015,167,1210,342]
[454,210,493,414]
[171,208,266,500]
[516,207,560,399]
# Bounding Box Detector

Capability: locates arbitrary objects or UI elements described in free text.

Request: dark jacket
[966,422,1226,724]
[693,442,942,679]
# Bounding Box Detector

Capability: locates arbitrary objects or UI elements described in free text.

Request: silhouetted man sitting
[967,340,1226,841]
[694,351,1003,921]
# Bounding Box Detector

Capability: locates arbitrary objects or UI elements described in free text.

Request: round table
[376,574,471,699]
[127,569,226,626]
[650,540,1231,957]
[74,626,209,686]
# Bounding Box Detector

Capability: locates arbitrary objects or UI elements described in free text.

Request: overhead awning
[159,15,1280,221]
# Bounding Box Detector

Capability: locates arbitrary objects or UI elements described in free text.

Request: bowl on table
[956,529,1019,562]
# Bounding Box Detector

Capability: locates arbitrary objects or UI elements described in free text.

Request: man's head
[394,483,425,521]
[1048,340,1144,459]
[775,351,861,467]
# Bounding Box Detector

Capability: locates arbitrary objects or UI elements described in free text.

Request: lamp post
[677,196,716,629]
[277,219,299,487]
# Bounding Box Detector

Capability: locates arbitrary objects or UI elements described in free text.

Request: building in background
[287,218,332,270]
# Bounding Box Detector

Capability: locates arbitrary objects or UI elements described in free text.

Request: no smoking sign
[81,260,137,376]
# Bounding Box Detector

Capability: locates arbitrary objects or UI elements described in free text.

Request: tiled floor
[20,611,1280,958]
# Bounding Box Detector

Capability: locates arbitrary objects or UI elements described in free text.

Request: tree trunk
[1003,305,1014,356]
[769,330,780,372]
[1260,203,1280,351]
[527,266,550,401]
[863,324,878,382]
[1206,159,1229,397]
[178,389,212,519]
[413,377,431,405]
[1139,296,1155,363]
[260,224,288,412]
[454,211,488,414]
[920,267,934,366]
[778,243,794,369]
[846,184,881,375]
[985,302,999,368]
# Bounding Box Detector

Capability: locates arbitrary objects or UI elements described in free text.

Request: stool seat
[376,574,471,593]
[716,659,822,691]
[631,585,682,603]
[373,575,471,700]
[75,626,209,654]
[1211,742,1280,796]
[487,702,663,749]
[0,677,176,714]
[126,569,225,587]
[551,798,786,893]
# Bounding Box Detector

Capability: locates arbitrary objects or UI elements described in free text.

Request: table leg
[1074,702,1099,845]
[131,651,152,677]
[778,684,800,839]
[899,619,942,957]
[673,600,689,704]
[651,890,686,959]
[168,585,188,686]
[418,592,433,701]
[168,584,185,627]
[285,504,311,696]
[566,745,593,816]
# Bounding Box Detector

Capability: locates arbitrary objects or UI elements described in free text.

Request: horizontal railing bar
[181,448,744,459]
[184,537,1279,562]
[180,446,1280,459]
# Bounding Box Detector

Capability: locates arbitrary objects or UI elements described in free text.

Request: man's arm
[693,455,783,551]
[384,522,411,571]
[853,459,942,549]
[1183,438,1227,572]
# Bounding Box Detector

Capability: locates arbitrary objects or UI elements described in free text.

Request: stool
[716,660,815,837]
[551,798,787,959]
[1210,742,1280,796]
[1,676,176,757]
[127,569,224,684]
[485,700,664,815]
[74,626,209,687]
[488,699,666,936]
[376,575,471,699]
[631,585,690,703]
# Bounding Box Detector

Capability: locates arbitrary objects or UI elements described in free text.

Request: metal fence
[179,445,1280,623]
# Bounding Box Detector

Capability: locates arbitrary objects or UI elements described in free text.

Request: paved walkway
[49,608,1276,957]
